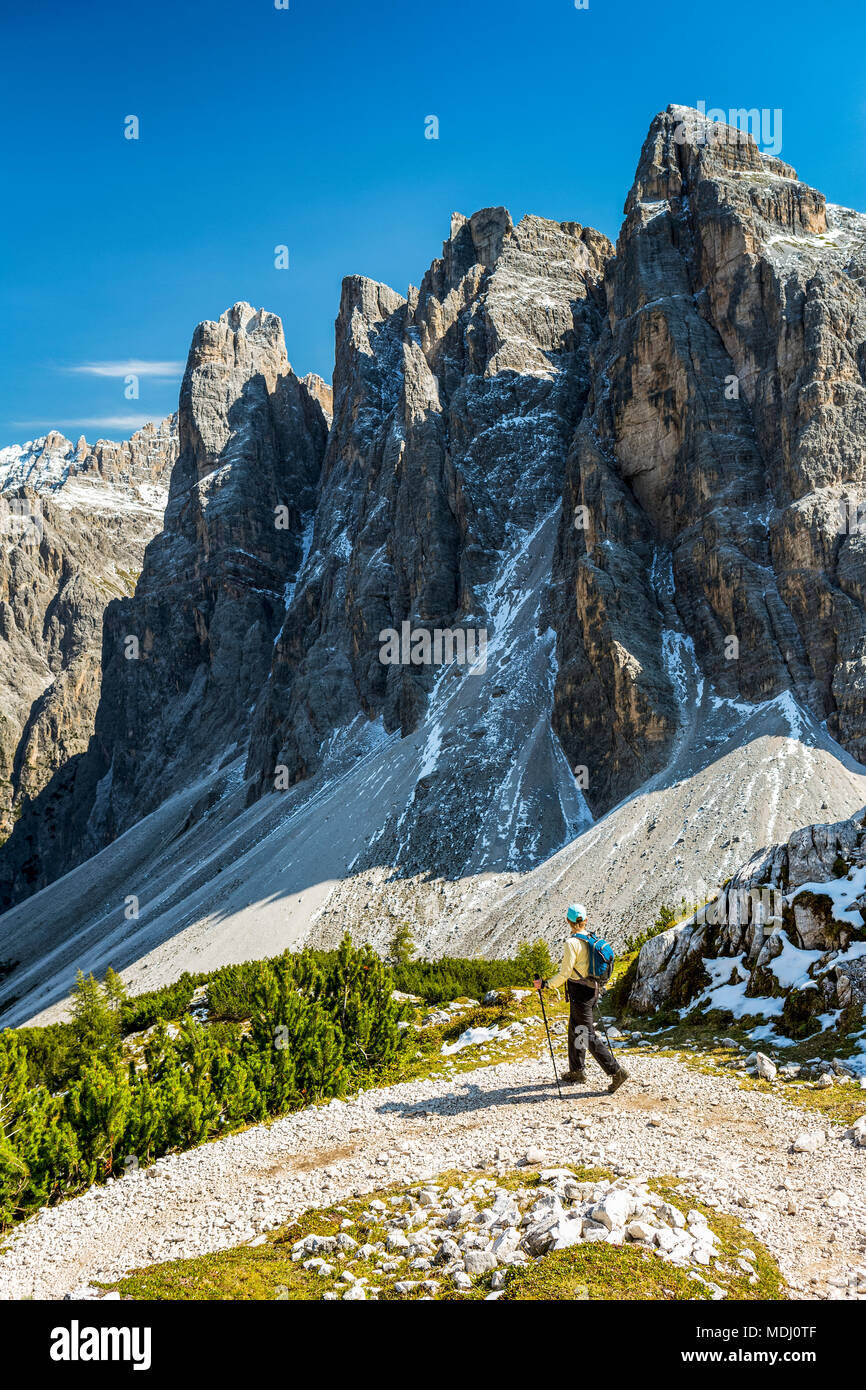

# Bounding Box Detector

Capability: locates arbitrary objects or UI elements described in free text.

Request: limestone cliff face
[0,306,327,904]
[552,105,866,812]
[88,305,329,834]
[0,420,177,853]
[2,108,866,942]
[246,210,611,804]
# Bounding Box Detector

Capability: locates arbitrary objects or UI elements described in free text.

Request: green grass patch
[102,1164,786,1303]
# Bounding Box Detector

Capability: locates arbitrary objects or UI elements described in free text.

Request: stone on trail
[825,1190,850,1209]
[792,1131,827,1153]
[436,1238,461,1264]
[550,1217,584,1250]
[522,1213,562,1255]
[492,1227,521,1257]
[755,1053,777,1081]
[590,1189,633,1231]
[655,1226,684,1253]
[846,1117,866,1147]
[658,1202,686,1229]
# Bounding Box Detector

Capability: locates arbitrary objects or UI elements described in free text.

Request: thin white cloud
[66,360,184,378]
[12,415,160,432]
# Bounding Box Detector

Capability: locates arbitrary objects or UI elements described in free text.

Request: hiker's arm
[544,940,575,992]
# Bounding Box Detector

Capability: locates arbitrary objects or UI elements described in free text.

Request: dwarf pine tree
[102,967,127,1016]
[0,936,470,1229]
[514,939,554,984]
[388,923,416,968]
[64,1057,133,1181]
[70,970,120,1062]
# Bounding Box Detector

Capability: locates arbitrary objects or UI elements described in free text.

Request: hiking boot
[607,1067,629,1094]
[562,1069,587,1084]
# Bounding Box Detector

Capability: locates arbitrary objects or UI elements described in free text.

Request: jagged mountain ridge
[0,311,328,903]
[245,210,612,863]
[0,213,610,909]
[2,106,866,1026]
[0,419,177,851]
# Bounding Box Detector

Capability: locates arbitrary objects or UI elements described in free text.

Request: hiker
[534,903,629,1093]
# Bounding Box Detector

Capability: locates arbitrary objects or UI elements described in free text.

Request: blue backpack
[575,931,615,985]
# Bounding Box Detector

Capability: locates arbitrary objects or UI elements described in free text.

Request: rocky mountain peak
[217,300,283,341]
[2,112,866,1019]
[447,206,514,272]
[625,105,826,241]
[417,206,516,311]
[301,373,333,422]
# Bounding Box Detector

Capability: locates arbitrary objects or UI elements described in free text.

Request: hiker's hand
[533,978,544,991]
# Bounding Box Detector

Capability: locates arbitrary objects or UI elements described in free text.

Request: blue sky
[2,0,865,443]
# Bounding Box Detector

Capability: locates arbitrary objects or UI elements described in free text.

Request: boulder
[589,1189,634,1231]
[755,1053,777,1081]
[658,1202,687,1230]
[792,1131,827,1153]
[626,1220,657,1242]
[551,1218,585,1250]
[846,1116,866,1147]
[464,1250,498,1275]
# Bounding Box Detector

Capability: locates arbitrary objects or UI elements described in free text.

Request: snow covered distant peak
[0,432,85,494]
[0,416,177,516]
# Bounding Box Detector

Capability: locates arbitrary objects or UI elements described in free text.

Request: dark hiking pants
[567,981,618,1076]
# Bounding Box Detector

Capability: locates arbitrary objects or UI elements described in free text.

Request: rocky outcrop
[0,306,327,904]
[246,210,611,799]
[552,105,866,812]
[626,807,866,1033]
[0,421,177,851]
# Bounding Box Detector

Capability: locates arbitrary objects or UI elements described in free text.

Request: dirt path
[1,1049,864,1300]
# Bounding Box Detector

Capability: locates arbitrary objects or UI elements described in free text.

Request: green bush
[120,973,201,1034]
[0,934,560,1230]
[393,938,553,1003]
[0,937,411,1230]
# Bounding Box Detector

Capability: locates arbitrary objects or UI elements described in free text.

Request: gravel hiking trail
[1,1049,864,1300]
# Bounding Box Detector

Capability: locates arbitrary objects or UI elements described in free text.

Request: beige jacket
[546,933,596,993]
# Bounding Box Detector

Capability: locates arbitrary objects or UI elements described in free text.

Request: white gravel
[1,1049,864,1300]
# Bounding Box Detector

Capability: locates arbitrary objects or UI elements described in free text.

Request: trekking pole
[535,980,563,1101]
